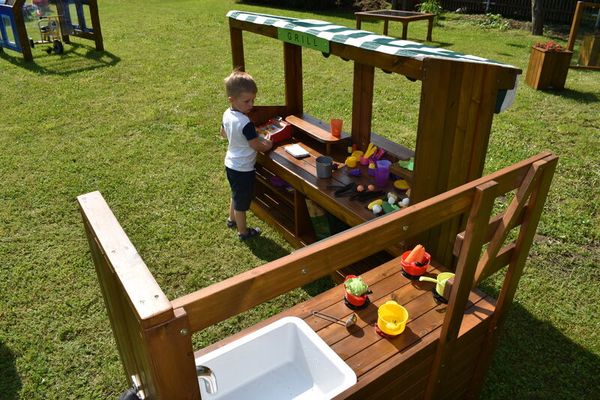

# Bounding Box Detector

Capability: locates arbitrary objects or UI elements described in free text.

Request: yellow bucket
[377,300,409,336]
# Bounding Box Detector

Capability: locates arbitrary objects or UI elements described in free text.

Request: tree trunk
[531,0,544,35]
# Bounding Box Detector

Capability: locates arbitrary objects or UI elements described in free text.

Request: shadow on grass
[0,340,21,400]
[543,87,599,103]
[481,302,600,399]
[243,235,290,262]
[0,42,120,75]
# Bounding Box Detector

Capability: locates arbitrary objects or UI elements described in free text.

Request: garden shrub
[353,0,389,11]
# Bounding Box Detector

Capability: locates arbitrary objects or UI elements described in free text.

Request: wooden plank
[285,114,349,143]
[351,63,375,152]
[336,293,495,399]
[474,160,545,284]
[143,308,199,400]
[248,105,289,126]
[424,180,498,399]
[77,191,173,327]
[453,206,528,257]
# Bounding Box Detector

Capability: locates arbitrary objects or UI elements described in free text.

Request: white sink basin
[195,316,356,399]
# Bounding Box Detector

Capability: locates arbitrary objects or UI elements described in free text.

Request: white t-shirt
[222,108,258,172]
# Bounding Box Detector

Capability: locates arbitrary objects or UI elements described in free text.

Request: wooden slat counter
[195,255,495,398]
[253,139,410,249]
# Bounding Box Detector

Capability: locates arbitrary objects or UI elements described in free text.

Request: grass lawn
[1,0,598,398]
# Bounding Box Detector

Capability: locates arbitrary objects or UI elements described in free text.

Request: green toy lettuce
[344,277,369,296]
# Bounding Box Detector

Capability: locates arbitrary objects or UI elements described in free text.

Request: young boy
[221,69,273,240]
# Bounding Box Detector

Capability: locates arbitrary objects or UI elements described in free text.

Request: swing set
[0,0,103,61]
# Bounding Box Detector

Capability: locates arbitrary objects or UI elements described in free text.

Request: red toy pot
[400,250,431,277]
[344,275,368,307]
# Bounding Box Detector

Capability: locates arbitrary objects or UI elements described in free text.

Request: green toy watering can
[419,272,455,297]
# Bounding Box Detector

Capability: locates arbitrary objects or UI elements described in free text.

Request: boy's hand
[248,137,273,153]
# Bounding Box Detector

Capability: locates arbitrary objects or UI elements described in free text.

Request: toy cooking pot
[377,301,409,336]
[419,272,455,297]
[344,275,368,307]
[400,250,431,277]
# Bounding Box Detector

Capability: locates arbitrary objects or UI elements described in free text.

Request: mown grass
[1,1,598,399]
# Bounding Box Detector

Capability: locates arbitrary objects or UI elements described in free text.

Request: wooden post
[12,0,32,61]
[230,26,244,71]
[567,1,586,51]
[351,62,374,151]
[78,192,200,400]
[283,42,303,115]
[414,58,503,264]
[88,0,104,51]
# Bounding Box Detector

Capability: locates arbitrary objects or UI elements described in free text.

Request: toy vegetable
[344,275,370,308]
[400,244,431,278]
[344,276,369,296]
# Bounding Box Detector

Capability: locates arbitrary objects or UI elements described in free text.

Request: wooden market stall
[225,10,521,266]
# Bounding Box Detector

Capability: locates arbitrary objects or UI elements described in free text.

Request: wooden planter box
[525,46,573,90]
[578,34,600,67]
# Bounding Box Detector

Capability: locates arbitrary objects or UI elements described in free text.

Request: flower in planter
[533,40,566,52]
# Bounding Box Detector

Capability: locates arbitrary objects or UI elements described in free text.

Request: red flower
[534,40,566,52]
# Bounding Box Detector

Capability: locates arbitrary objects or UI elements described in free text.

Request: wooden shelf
[286,114,350,143]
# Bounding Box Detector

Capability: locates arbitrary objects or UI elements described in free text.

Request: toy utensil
[311,311,357,328]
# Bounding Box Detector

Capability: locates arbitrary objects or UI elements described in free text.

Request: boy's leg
[234,209,248,235]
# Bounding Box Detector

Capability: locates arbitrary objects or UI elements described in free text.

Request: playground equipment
[31,15,63,54]
[0,0,103,61]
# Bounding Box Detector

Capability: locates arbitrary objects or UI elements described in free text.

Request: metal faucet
[196,365,218,394]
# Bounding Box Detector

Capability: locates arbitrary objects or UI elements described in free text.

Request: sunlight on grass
[1,0,598,398]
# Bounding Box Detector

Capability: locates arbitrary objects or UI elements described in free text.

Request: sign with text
[277,28,330,53]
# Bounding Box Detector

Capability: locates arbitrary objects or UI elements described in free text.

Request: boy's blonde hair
[224,69,257,98]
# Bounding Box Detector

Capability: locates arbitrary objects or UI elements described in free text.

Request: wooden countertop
[258,140,407,226]
[195,255,495,396]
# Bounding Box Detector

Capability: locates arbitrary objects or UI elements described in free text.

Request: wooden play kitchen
[230,10,521,267]
[77,11,558,400]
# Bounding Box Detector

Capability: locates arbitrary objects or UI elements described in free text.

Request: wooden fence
[440,0,600,24]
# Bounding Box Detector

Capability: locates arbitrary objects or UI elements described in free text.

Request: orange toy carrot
[404,244,425,264]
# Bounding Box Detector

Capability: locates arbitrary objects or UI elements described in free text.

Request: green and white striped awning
[227,10,519,112]
[226,10,516,68]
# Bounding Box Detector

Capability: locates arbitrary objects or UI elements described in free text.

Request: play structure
[567,1,600,70]
[0,0,103,61]
[228,10,520,267]
[78,152,557,399]
[78,11,559,400]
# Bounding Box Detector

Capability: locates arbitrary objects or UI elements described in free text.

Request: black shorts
[226,167,255,212]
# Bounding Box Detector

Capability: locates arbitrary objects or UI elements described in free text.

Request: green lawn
[1,1,598,399]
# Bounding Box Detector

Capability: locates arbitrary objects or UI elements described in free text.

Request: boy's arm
[220,125,226,138]
[248,137,273,153]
